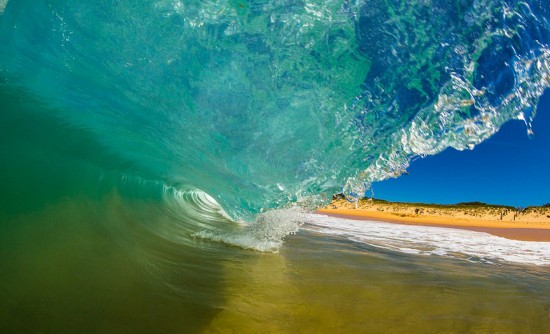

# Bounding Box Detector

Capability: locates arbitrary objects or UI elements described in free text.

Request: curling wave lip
[0,1,548,217]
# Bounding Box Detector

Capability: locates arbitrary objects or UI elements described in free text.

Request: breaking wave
[0,0,548,250]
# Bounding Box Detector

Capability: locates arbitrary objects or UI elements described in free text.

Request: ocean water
[1,0,550,332]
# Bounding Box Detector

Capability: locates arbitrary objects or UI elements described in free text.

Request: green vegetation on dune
[358,197,517,210]
[332,194,550,211]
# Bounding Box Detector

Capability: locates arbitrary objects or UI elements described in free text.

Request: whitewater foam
[0,1,7,14]
[306,214,550,266]
[193,207,308,252]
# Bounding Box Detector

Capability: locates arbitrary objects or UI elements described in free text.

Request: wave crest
[0,0,548,215]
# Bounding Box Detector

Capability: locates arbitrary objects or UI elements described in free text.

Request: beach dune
[316,198,550,242]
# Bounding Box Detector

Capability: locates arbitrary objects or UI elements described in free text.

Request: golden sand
[316,199,550,242]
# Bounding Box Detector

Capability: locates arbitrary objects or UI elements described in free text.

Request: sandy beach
[317,198,550,242]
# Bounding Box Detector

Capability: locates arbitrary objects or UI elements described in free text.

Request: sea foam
[306,214,550,266]
[193,207,308,252]
[0,1,7,14]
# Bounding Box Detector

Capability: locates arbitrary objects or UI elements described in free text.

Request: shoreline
[316,200,550,242]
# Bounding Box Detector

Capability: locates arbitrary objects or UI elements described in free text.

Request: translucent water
[1,0,548,217]
[1,1,550,332]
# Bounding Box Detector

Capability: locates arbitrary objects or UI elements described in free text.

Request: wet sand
[316,206,550,242]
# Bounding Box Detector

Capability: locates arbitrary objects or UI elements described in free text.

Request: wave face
[0,0,549,218]
[1,4,550,331]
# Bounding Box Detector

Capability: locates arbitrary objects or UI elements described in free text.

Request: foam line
[306,214,550,266]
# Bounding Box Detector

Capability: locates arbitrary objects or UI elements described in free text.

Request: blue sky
[372,89,550,207]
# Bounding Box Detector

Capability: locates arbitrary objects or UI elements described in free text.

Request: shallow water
[2,197,549,333]
[1,1,550,332]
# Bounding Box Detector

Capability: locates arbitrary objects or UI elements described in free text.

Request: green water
[1,1,550,332]
[1,195,549,333]
[1,0,549,214]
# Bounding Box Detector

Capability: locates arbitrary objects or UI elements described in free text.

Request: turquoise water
[2,0,549,215]
[1,1,550,332]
